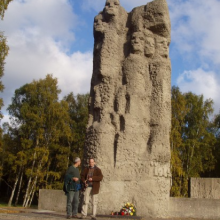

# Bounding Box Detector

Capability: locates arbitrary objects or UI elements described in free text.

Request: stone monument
[84,0,171,217]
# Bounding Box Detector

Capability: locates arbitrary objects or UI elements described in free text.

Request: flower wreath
[120,202,136,216]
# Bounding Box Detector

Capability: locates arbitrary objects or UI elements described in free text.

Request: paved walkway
[0,207,213,220]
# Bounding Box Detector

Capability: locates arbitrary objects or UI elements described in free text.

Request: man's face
[94,14,104,33]
[89,159,95,167]
[77,160,81,166]
[157,37,169,58]
[104,0,120,16]
[145,36,155,57]
[131,32,144,54]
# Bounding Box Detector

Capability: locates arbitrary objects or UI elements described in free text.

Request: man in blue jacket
[65,157,81,219]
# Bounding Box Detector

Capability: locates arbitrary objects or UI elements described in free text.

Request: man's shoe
[72,215,79,218]
[80,215,87,219]
[67,216,71,219]
[91,215,96,220]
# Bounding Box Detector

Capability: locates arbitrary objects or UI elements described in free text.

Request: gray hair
[74,157,81,164]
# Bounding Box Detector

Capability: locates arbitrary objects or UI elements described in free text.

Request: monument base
[96,179,170,218]
[38,189,220,219]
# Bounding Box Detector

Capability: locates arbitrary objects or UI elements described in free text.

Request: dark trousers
[66,190,79,217]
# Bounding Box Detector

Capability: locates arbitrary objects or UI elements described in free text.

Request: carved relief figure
[148,34,171,162]
[104,0,120,19]
[85,0,128,170]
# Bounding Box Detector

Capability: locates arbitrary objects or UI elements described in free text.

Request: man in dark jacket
[65,157,81,219]
[80,158,103,220]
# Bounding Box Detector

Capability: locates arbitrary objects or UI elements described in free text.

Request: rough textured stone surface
[38,189,66,212]
[84,0,171,217]
[190,178,220,199]
[169,197,220,219]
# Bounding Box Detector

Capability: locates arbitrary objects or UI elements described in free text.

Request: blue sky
[0,0,220,124]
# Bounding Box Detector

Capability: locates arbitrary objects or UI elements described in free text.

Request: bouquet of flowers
[120,202,136,216]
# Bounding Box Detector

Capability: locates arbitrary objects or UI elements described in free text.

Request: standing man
[80,158,103,220]
[65,157,81,219]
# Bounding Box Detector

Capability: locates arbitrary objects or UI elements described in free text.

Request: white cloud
[4,37,93,98]
[1,0,78,50]
[0,0,93,123]
[177,68,220,114]
[168,0,220,66]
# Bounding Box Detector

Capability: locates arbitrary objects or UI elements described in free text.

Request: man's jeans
[67,190,79,217]
[81,187,98,217]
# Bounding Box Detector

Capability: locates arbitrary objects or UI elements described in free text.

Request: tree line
[0,74,89,206]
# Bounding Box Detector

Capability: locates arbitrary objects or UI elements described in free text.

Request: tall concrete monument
[84,0,171,217]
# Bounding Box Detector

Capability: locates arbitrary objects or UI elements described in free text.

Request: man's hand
[84,180,88,187]
[88,178,92,182]
[73,177,79,182]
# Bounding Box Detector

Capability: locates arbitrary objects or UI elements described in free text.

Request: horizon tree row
[0,74,88,206]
